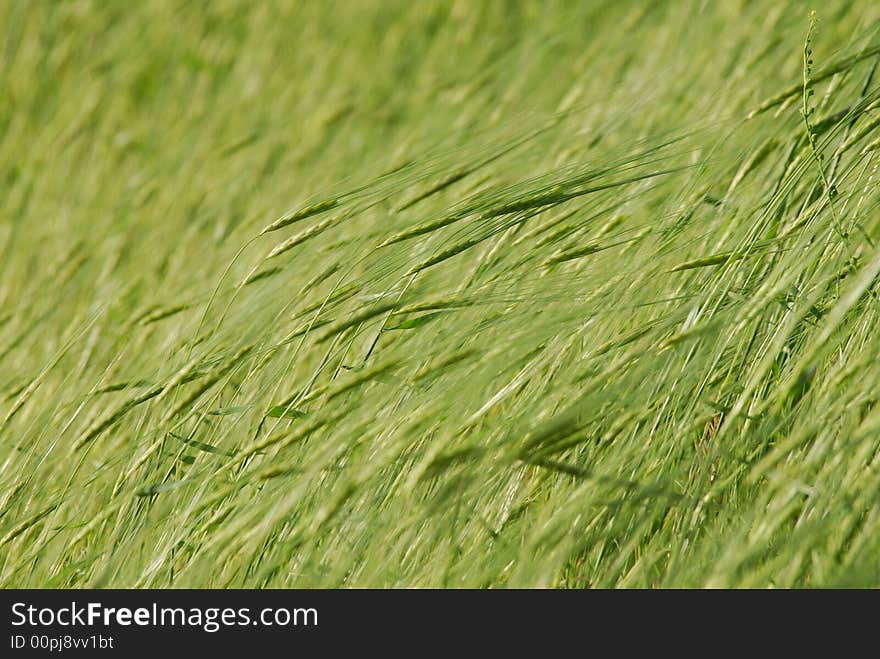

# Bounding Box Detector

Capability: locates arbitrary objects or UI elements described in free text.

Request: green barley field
[2,0,880,588]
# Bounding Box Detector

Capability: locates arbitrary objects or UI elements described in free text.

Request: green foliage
[2,0,880,587]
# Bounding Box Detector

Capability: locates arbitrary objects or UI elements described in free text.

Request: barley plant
[2,0,880,588]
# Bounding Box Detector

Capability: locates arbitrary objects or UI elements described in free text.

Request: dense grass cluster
[2,1,880,587]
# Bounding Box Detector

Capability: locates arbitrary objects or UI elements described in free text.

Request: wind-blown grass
[2,0,880,587]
